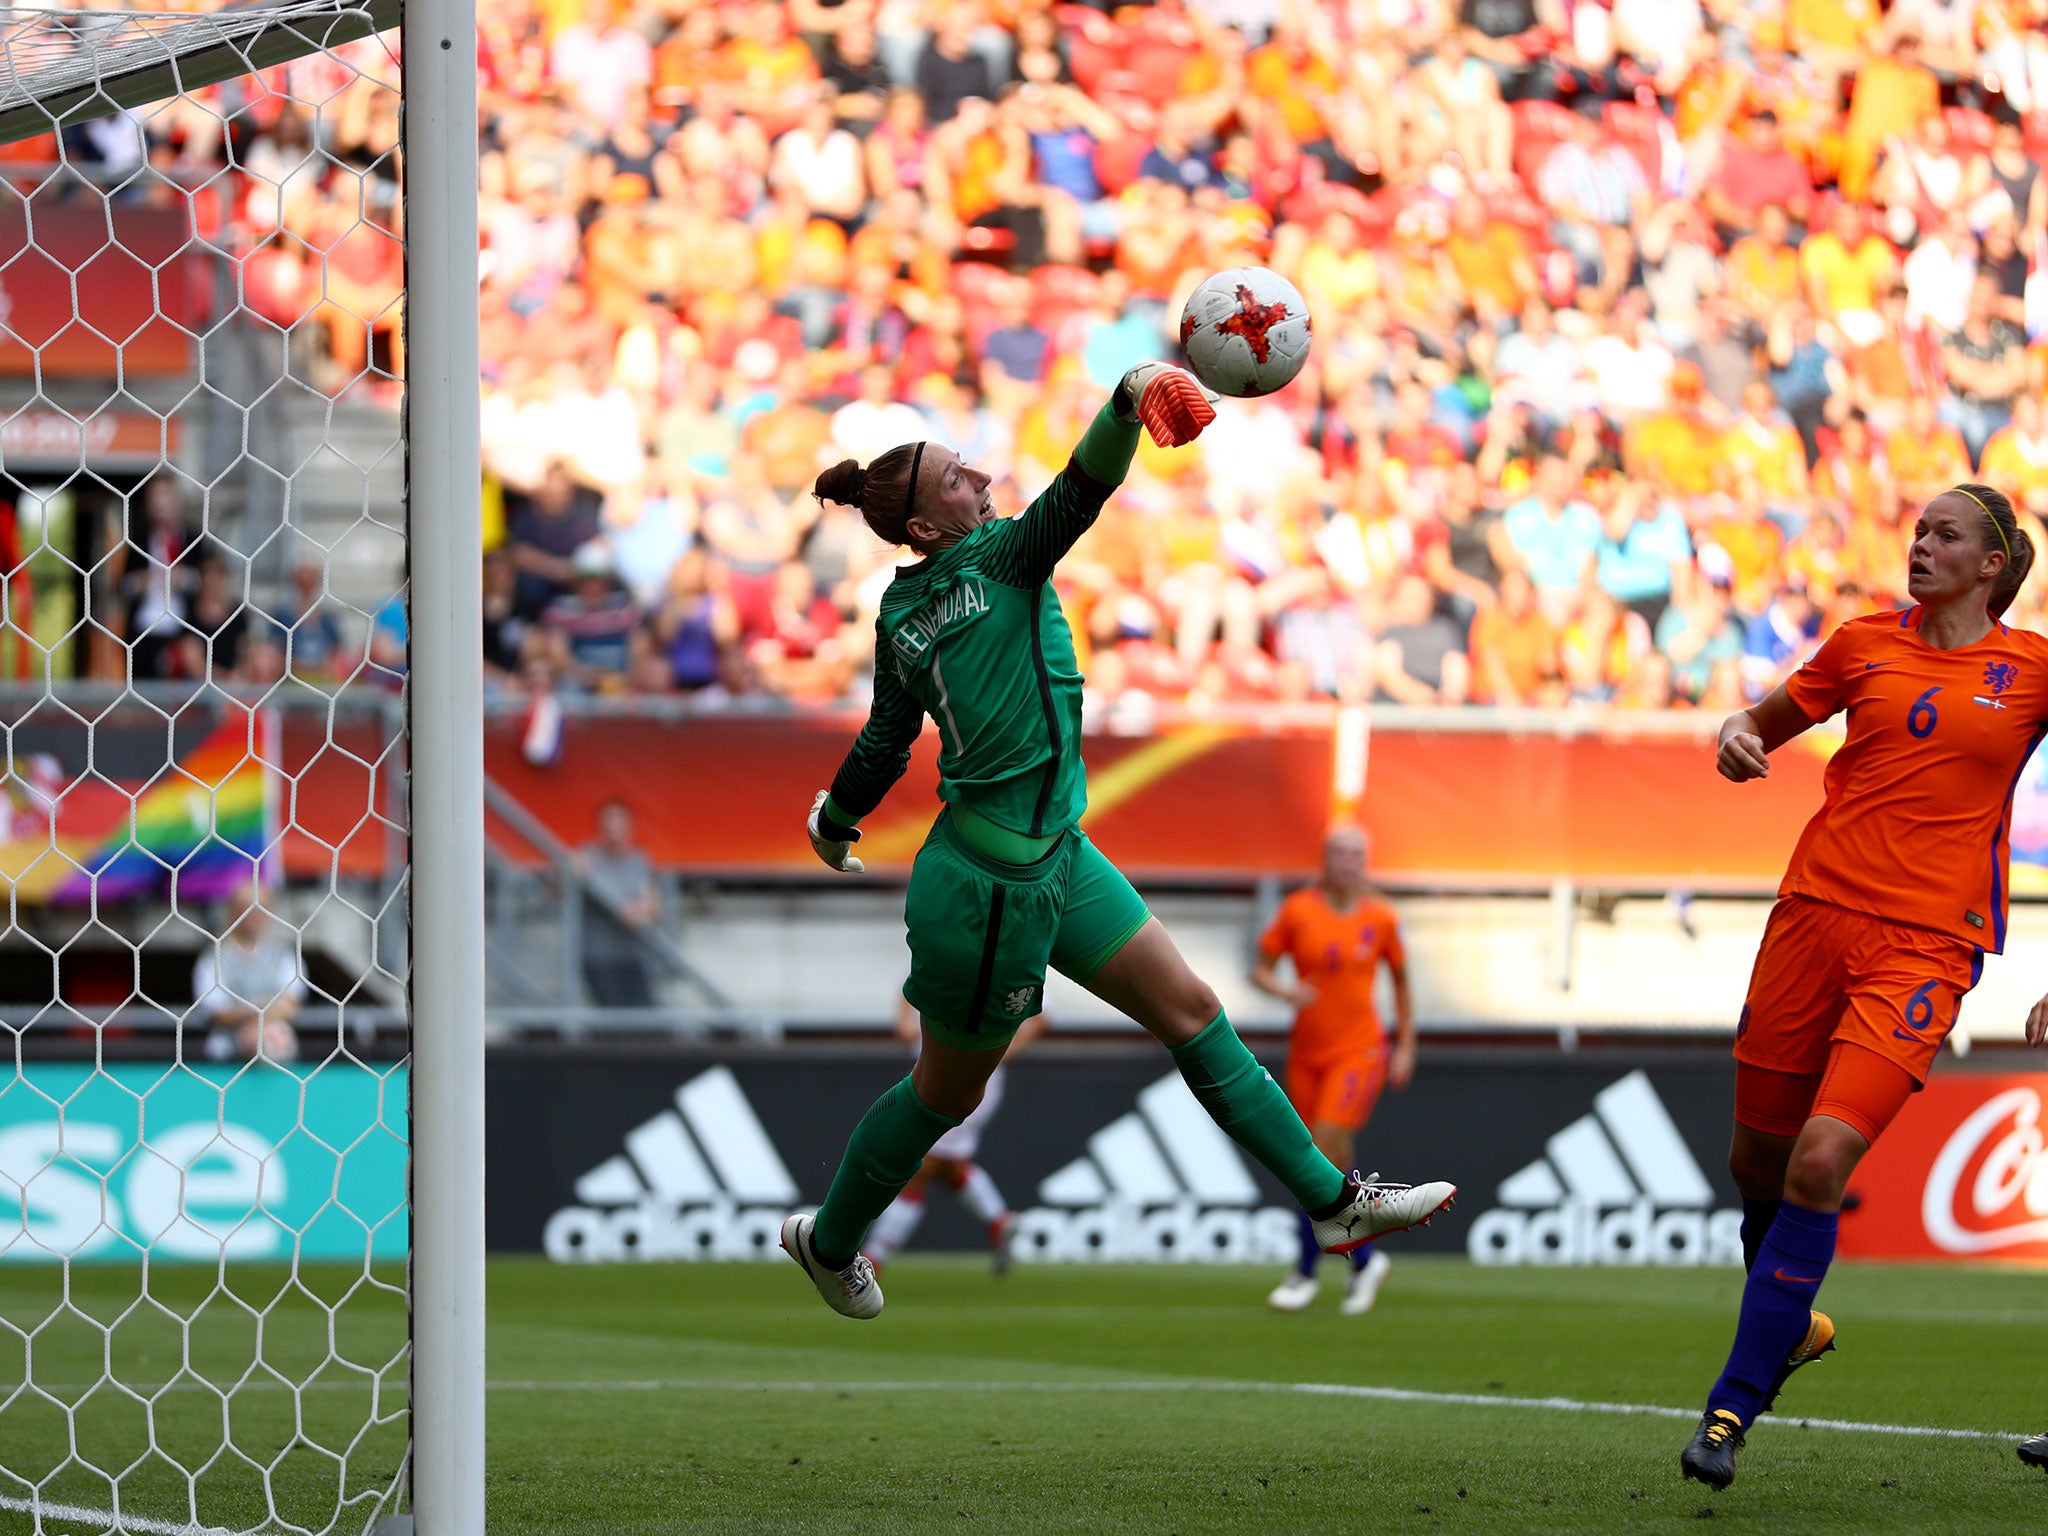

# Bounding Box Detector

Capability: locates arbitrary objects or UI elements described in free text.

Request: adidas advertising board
[1464,1070,1744,1266]
[1014,1073,1297,1264]
[488,1046,1767,1264]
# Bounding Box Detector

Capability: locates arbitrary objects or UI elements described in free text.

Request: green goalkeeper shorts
[902,810,1152,1051]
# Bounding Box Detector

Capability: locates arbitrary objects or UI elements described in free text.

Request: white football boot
[1312,1173,1457,1253]
[780,1214,884,1320]
[1340,1249,1392,1315]
[1266,1273,1321,1312]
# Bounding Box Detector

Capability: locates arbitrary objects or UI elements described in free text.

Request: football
[1177,266,1313,398]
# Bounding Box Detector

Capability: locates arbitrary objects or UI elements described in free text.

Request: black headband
[905,440,927,529]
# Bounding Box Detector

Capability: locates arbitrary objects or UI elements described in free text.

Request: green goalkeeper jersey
[826,454,1125,844]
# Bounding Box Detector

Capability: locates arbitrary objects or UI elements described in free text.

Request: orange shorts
[1284,1046,1386,1133]
[1733,896,1983,1141]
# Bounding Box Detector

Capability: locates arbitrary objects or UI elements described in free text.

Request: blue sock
[1707,1201,1837,1424]
[1348,1240,1375,1271]
[1295,1210,1320,1277]
[1740,1197,1782,1274]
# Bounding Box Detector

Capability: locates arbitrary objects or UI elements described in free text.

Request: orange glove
[1114,363,1219,448]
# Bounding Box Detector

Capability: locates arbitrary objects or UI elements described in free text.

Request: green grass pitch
[2,1256,2044,1534]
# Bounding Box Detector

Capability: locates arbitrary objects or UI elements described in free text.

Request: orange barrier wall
[481,711,1841,889]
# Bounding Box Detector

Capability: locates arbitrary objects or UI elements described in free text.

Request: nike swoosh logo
[1773,1267,1824,1284]
[1864,661,1893,671]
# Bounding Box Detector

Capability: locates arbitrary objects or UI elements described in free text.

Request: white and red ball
[1177,266,1312,398]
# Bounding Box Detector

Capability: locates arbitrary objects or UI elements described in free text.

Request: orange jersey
[1258,889,1404,1057]
[1780,608,2048,950]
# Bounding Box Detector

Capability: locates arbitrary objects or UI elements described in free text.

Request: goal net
[0,2,473,1531]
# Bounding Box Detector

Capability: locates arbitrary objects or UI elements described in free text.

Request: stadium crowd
[172,0,2048,711]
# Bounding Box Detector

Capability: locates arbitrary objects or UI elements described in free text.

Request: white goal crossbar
[0,0,404,146]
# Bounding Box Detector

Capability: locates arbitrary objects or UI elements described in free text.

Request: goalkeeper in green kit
[781,363,1457,1318]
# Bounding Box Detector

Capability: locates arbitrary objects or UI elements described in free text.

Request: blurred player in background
[864,997,1047,1274]
[1252,826,1416,1316]
[781,363,1455,1320]
[1682,484,2048,1491]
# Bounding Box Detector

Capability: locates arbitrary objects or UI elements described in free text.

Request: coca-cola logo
[1921,1087,2048,1253]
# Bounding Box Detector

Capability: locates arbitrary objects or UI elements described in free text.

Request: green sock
[811,1076,962,1267]
[1169,1012,1345,1212]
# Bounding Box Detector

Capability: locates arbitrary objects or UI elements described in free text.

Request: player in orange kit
[1682,483,2048,1491]
[1251,825,1416,1315]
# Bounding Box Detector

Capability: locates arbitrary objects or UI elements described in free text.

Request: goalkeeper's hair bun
[814,458,868,510]
[815,442,927,547]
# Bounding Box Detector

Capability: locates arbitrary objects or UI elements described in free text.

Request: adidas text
[1467,1071,1743,1267]
[1013,1073,1297,1265]
[544,1066,797,1263]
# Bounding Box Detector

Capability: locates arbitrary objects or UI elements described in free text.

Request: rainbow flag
[48,710,279,904]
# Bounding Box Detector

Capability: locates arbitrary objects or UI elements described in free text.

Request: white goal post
[0,0,484,1532]
[400,0,486,1529]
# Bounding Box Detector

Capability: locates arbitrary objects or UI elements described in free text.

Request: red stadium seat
[1054,3,1110,35]
[961,299,1004,355]
[949,259,1009,304]
[1030,263,1100,316]
[1058,6,1128,94]
[1602,100,1664,189]
[1066,33,1118,93]
[1945,105,1995,154]
[1277,177,1353,229]
[1093,132,1150,195]
[1124,39,1199,105]
[1093,66,1146,97]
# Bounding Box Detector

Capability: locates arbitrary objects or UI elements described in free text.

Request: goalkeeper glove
[1114,362,1218,448]
[807,790,864,874]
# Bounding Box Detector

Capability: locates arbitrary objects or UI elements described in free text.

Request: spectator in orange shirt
[1843,493,1912,605]
[1710,482,1790,613]
[714,3,818,140]
[1560,587,1654,703]
[1294,210,1382,322]
[1981,393,2048,516]
[1719,381,1812,516]
[1799,199,1898,348]
[1469,568,1563,706]
[1786,0,1883,78]
[1236,13,1335,143]
[1444,192,1538,319]
[1814,411,1894,525]
[1840,31,1941,202]
[1246,16,1344,160]
[1625,362,1722,495]
[1782,504,1852,607]
[1728,205,1803,322]
[1843,286,1924,432]
[1883,412,1961,522]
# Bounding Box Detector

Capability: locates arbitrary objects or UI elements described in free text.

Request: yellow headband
[1953,487,2012,562]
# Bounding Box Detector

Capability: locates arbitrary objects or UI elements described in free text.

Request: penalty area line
[484,1377,2029,1443]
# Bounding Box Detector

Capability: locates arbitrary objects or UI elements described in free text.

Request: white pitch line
[0,1493,240,1535]
[7,1373,2026,1443]
[481,1376,2031,1443]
